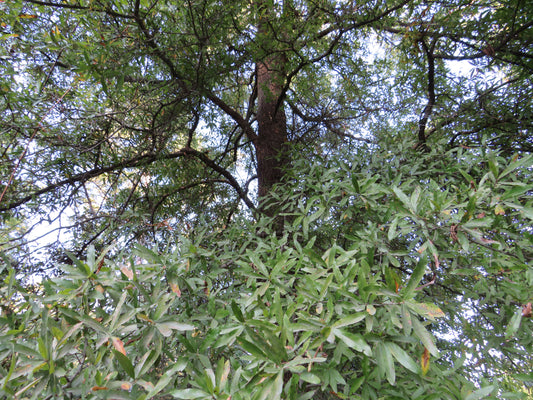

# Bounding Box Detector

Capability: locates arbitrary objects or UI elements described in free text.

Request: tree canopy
[0,0,532,399]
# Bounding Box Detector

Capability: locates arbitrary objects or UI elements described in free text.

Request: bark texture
[254,9,290,225]
[255,56,288,200]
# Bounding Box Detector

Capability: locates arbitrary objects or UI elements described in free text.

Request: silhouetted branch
[417,39,436,146]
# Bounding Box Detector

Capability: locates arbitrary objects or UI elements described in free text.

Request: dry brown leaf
[112,337,126,356]
[170,282,181,297]
[421,347,430,376]
[120,265,134,280]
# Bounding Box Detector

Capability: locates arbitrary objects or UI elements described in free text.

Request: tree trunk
[255,57,288,199]
[254,9,289,230]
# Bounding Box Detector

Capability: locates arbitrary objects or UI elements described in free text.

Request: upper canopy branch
[417,38,437,146]
[23,0,135,19]
[274,0,413,115]
[382,19,533,72]
[0,148,256,213]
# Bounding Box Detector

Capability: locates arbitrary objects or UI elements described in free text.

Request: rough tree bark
[254,3,290,231]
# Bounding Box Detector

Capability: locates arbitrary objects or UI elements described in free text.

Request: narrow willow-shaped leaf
[386,342,419,373]
[156,321,195,337]
[113,350,135,379]
[332,313,366,328]
[505,309,522,339]
[231,300,245,322]
[401,304,412,336]
[464,385,496,400]
[169,388,211,399]
[236,337,267,359]
[402,253,428,298]
[393,187,411,209]
[412,317,439,357]
[499,154,531,180]
[134,349,160,379]
[376,342,395,385]
[333,329,372,355]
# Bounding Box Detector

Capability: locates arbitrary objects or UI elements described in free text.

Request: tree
[0,0,532,399]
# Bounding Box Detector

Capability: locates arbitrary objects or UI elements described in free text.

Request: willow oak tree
[0,0,532,399]
[1,0,531,264]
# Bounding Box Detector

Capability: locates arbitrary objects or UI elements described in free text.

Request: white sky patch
[446,60,476,77]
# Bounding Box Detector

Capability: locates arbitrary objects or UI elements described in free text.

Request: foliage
[1,0,532,268]
[1,0,532,399]
[1,141,532,399]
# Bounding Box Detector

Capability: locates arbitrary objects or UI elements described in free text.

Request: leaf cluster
[1,140,531,399]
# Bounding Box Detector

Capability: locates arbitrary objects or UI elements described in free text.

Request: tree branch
[417,39,436,146]
[182,147,256,212]
[275,0,413,115]
[23,0,135,19]
[204,92,257,142]
[1,146,257,214]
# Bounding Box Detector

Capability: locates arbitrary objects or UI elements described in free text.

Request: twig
[0,84,75,205]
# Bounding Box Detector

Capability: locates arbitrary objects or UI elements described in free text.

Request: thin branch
[23,0,135,19]
[39,49,65,93]
[0,146,257,214]
[0,85,75,205]
[204,92,257,142]
[274,0,413,116]
[287,100,376,143]
[182,147,256,212]
[0,150,175,212]
[149,178,230,225]
[132,2,186,86]
[417,39,436,146]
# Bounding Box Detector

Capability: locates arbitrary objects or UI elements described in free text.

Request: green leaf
[170,388,211,399]
[13,344,41,358]
[402,253,428,298]
[135,349,160,378]
[148,373,172,397]
[214,326,243,348]
[57,322,83,347]
[393,187,411,209]
[352,176,360,193]
[376,342,395,385]
[110,291,128,331]
[272,370,284,398]
[231,300,245,322]
[236,337,267,359]
[113,350,135,379]
[505,309,522,339]
[147,359,189,397]
[216,358,231,390]
[61,308,109,334]
[65,251,92,277]
[498,154,531,180]
[156,321,195,337]
[410,185,421,214]
[37,337,48,360]
[245,327,287,364]
[332,312,366,328]
[333,329,371,355]
[412,317,439,357]
[2,350,17,389]
[464,385,496,400]
[401,304,412,336]
[300,372,321,385]
[349,376,365,394]
[385,342,419,373]
[388,217,399,241]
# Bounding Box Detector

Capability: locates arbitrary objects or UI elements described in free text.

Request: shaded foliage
[0,0,532,398]
[1,140,532,399]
